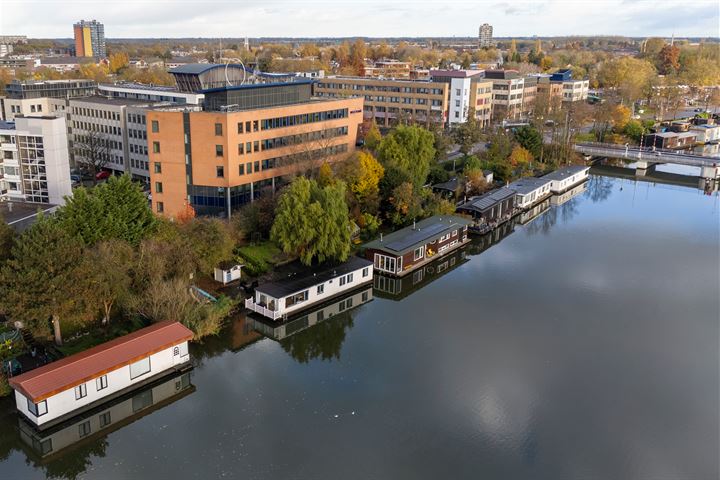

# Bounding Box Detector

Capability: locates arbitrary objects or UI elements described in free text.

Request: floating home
[507,177,553,209]
[456,187,516,233]
[363,215,471,277]
[542,165,590,193]
[245,256,374,320]
[19,371,194,460]
[9,321,193,430]
[250,286,373,340]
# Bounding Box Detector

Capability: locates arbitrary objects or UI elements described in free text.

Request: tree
[610,104,631,132]
[235,194,277,240]
[513,125,542,158]
[507,39,518,62]
[85,240,134,324]
[271,177,351,265]
[108,52,130,73]
[350,39,367,74]
[317,162,334,187]
[0,216,92,343]
[508,145,533,174]
[642,38,666,58]
[597,57,656,104]
[364,120,382,151]
[58,174,156,246]
[465,168,489,196]
[72,129,110,185]
[183,218,235,274]
[623,119,645,143]
[0,214,14,262]
[453,108,482,156]
[377,124,435,187]
[657,45,680,75]
[338,151,384,213]
[389,182,422,226]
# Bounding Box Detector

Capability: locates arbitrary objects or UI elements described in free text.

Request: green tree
[377,125,435,187]
[271,177,351,265]
[364,120,382,151]
[623,119,645,143]
[85,239,134,324]
[0,216,92,343]
[453,108,482,156]
[183,218,235,274]
[509,145,534,173]
[0,214,14,262]
[317,162,335,187]
[58,174,156,245]
[513,125,542,158]
[389,181,422,226]
[597,57,656,104]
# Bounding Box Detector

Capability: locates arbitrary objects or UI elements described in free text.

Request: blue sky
[2,0,719,38]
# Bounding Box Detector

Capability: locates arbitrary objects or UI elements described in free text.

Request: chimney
[413,219,416,230]
[380,232,383,242]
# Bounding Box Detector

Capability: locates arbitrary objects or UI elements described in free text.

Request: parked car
[70,174,82,186]
[95,170,111,180]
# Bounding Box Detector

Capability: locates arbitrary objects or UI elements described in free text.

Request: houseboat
[245,256,374,320]
[250,286,373,340]
[507,177,553,209]
[18,371,194,460]
[643,131,697,149]
[363,215,471,277]
[542,165,590,194]
[456,187,516,234]
[8,321,193,431]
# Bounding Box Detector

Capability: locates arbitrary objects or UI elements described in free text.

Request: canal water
[1,171,718,479]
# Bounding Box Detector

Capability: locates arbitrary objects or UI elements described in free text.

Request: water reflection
[250,287,373,363]
[585,174,613,203]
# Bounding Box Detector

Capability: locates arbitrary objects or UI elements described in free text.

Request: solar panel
[385,222,450,252]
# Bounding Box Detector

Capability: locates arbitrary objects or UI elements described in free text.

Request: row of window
[71,107,121,121]
[128,113,147,125]
[260,108,349,131]
[320,83,444,95]
[260,126,348,152]
[72,122,122,137]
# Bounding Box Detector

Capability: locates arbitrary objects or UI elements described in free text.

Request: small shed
[214,262,242,285]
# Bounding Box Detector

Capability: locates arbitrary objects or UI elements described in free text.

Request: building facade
[0,116,72,205]
[147,82,364,218]
[1,79,97,121]
[314,77,448,128]
[429,70,485,125]
[485,70,525,120]
[73,20,106,58]
[469,79,493,127]
[479,23,493,48]
[363,60,411,78]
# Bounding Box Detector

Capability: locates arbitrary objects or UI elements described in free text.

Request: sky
[1,0,719,39]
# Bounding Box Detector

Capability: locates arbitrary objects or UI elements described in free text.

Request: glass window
[154,162,161,174]
[99,411,112,427]
[215,145,223,157]
[156,202,164,213]
[27,399,47,417]
[130,357,151,380]
[414,246,424,261]
[215,123,223,136]
[238,164,244,175]
[152,141,160,153]
[246,162,252,174]
[96,375,108,391]
[362,267,369,277]
[253,120,259,132]
[245,121,251,132]
[78,420,91,438]
[216,166,224,178]
[151,120,159,133]
[237,122,243,134]
[238,143,244,155]
[155,181,163,193]
[75,383,87,400]
[317,284,324,295]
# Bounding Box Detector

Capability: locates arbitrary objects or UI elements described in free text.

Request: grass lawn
[235,241,290,277]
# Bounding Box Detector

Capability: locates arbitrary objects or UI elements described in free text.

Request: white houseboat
[542,165,590,193]
[245,256,374,320]
[507,177,553,209]
[9,321,193,430]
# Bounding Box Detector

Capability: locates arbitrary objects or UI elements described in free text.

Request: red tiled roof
[9,321,193,403]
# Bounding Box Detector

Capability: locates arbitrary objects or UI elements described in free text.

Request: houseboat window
[173,346,180,356]
[130,357,151,380]
[317,284,324,295]
[439,233,450,242]
[285,290,309,308]
[452,229,458,237]
[347,273,353,283]
[374,253,397,273]
[75,383,87,400]
[414,246,425,261]
[340,276,346,286]
[99,411,112,428]
[96,375,108,391]
[78,420,91,438]
[362,267,369,277]
[347,297,353,308]
[27,399,47,417]
[362,291,369,302]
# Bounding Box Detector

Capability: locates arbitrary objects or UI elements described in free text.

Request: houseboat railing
[244,298,282,320]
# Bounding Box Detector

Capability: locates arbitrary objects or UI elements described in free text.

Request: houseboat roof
[457,187,516,213]
[256,256,373,299]
[541,165,589,181]
[364,215,472,255]
[507,177,552,195]
[8,321,193,403]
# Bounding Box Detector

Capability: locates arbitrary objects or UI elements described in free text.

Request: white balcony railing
[244,298,282,320]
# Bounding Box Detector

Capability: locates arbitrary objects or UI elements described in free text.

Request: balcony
[244,297,282,320]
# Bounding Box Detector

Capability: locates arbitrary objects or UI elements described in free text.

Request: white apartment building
[0,116,72,205]
[479,23,493,48]
[429,70,485,125]
[484,70,525,120]
[562,79,590,102]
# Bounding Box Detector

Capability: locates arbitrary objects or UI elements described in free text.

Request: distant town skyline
[2,0,719,39]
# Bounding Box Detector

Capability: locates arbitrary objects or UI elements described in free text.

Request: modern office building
[0,116,73,205]
[169,63,249,93]
[469,79,494,127]
[98,83,205,105]
[314,76,448,128]
[1,79,97,121]
[479,23,493,48]
[429,70,485,125]
[363,60,412,78]
[550,69,589,102]
[484,70,525,120]
[522,76,538,115]
[147,81,364,218]
[73,20,106,58]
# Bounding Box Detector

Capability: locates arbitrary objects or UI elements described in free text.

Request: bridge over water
[574,142,720,178]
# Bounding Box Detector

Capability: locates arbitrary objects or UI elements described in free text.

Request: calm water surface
[1,172,718,479]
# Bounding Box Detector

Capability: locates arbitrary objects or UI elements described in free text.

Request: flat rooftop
[507,177,553,195]
[541,166,590,182]
[69,96,152,106]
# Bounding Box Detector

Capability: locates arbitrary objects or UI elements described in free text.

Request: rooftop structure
[5,79,97,100]
[169,63,251,93]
